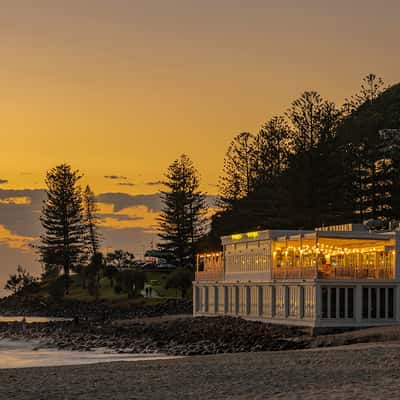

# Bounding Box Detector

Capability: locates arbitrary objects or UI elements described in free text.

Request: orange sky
[1,0,400,195]
[0,0,400,294]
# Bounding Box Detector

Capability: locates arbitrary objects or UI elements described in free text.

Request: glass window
[330,288,337,318]
[321,287,328,318]
[347,288,354,318]
[339,288,345,318]
[362,288,368,319]
[370,288,377,318]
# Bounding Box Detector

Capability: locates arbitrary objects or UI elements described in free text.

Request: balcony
[272,266,394,280]
[272,267,317,280]
[195,271,225,282]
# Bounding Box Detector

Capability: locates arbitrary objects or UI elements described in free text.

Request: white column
[193,284,197,315]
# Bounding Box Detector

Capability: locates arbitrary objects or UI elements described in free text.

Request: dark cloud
[96,192,162,212]
[0,189,45,238]
[117,182,135,187]
[146,181,163,186]
[99,213,144,222]
[0,179,8,185]
[97,192,218,212]
[104,175,127,180]
[100,226,157,256]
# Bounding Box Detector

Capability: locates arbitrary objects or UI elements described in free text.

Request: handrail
[195,271,224,281]
[272,266,394,280]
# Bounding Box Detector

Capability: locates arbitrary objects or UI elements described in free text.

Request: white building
[193,224,400,329]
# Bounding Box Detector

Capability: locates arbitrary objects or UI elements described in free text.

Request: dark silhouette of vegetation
[38,164,86,294]
[48,276,68,301]
[114,270,146,298]
[165,268,193,298]
[207,74,400,248]
[85,253,104,299]
[4,266,38,295]
[106,250,135,268]
[83,185,102,258]
[158,154,206,267]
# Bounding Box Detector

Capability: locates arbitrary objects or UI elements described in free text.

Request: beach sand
[0,342,399,400]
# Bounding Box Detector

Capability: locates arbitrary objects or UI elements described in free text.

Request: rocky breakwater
[0,317,311,356]
[0,296,193,319]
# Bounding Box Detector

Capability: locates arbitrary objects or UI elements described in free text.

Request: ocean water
[0,339,178,369]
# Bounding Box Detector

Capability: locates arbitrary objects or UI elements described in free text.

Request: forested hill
[338,82,400,143]
[201,77,400,251]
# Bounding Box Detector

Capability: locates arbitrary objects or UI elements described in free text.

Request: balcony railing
[195,271,224,282]
[272,267,317,280]
[318,266,394,280]
[272,266,394,280]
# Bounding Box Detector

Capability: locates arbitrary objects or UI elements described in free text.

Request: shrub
[48,276,67,301]
[114,270,146,298]
[165,268,193,298]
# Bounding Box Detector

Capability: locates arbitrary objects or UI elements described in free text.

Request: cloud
[96,192,162,212]
[0,189,45,238]
[100,226,158,256]
[146,181,163,186]
[0,224,37,251]
[99,213,144,222]
[117,182,135,187]
[0,197,32,205]
[97,191,218,213]
[0,179,8,185]
[104,175,127,180]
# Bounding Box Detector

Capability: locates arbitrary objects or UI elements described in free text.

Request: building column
[193,284,197,315]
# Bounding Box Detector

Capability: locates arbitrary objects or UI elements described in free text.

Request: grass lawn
[36,270,191,304]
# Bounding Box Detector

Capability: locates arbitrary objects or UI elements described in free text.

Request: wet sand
[1,342,399,400]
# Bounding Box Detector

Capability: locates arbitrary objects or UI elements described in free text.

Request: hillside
[338,82,400,142]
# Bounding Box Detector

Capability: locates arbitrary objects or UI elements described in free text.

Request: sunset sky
[1,0,400,294]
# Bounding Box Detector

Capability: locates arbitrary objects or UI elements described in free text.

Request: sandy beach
[0,342,399,400]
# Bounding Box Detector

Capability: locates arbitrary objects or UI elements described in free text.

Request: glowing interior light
[246,231,259,239]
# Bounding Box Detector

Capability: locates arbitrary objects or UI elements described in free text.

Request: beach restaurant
[193,224,400,328]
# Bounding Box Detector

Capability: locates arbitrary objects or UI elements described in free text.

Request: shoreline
[1,342,400,399]
[0,316,310,356]
[0,337,180,369]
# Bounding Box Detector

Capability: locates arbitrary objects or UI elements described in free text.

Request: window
[321,287,354,319]
[258,287,263,316]
[362,287,394,319]
[348,288,354,318]
[330,288,337,318]
[321,287,328,318]
[339,288,345,318]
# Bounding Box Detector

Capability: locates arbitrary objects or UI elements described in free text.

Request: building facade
[193,224,400,328]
